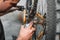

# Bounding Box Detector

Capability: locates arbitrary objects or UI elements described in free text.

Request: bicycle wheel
[26,0,56,40]
[45,0,56,40]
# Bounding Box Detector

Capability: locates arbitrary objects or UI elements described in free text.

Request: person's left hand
[5,0,20,5]
[0,0,3,3]
[11,0,20,4]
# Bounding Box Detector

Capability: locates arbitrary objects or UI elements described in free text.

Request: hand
[5,0,20,4]
[12,0,20,4]
[17,22,36,40]
[0,0,4,3]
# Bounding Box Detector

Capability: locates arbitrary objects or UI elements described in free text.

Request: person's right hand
[17,22,36,40]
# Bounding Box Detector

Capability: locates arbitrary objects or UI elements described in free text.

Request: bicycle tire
[45,0,56,40]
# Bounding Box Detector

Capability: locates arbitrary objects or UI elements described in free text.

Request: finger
[29,32,34,40]
[28,21,33,29]
[30,32,34,37]
[31,27,36,32]
[21,25,24,29]
[29,27,36,34]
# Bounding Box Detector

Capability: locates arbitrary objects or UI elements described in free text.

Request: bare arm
[0,1,13,13]
[0,0,20,16]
